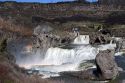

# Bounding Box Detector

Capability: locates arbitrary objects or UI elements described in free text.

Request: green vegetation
[0,39,7,53]
[78,61,95,70]
[1,79,14,83]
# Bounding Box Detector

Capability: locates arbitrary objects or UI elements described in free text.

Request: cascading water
[7,35,118,78]
[26,35,98,78]
[42,46,98,65]
[73,35,89,44]
[28,45,99,78]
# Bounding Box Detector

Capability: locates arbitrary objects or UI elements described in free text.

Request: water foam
[42,46,98,66]
[28,45,99,78]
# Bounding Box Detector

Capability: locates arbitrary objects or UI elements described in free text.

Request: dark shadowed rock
[60,69,98,80]
[95,49,119,80]
[89,33,111,45]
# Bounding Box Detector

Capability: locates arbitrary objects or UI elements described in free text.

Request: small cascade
[73,35,90,44]
[97,37,116,51]
[110,39,113,44]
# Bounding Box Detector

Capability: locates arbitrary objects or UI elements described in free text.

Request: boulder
[95,49,119,80]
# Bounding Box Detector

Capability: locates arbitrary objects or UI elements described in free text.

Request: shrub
[0,39,7,53]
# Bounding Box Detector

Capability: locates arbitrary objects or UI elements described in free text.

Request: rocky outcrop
[33,23,60,48]
[34,23,54,35]
[33,23,75,49]
[95,50,119,80]
[89,32,111,45]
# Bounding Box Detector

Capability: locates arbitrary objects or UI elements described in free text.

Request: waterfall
[27,45,99,78]
[7,35,119,78]
[42,46,98,66]
[73,35,89,44]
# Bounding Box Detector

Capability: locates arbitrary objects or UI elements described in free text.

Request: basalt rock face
[33,24,75,49]
[95,50,119,80]
[33,24,58,49]
[33,25,60,50]
[89,32,111,45]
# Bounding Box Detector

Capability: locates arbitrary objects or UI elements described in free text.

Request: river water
[7,35,125,83]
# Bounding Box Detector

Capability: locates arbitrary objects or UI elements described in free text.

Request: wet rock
[95,49,119,80]
[78,61,95,70]
[60,69,98,80]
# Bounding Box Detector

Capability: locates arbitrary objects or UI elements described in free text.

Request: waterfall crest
[73,35,89,44]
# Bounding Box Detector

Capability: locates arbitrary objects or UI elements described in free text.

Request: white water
[73,35,89,44]
[42,46,98,65]
[8,35,119,78]
[98,43,116,51]
[25,45,99,78]
[115,52,125,56]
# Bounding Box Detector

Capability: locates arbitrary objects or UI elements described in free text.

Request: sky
[1,0,98,3]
